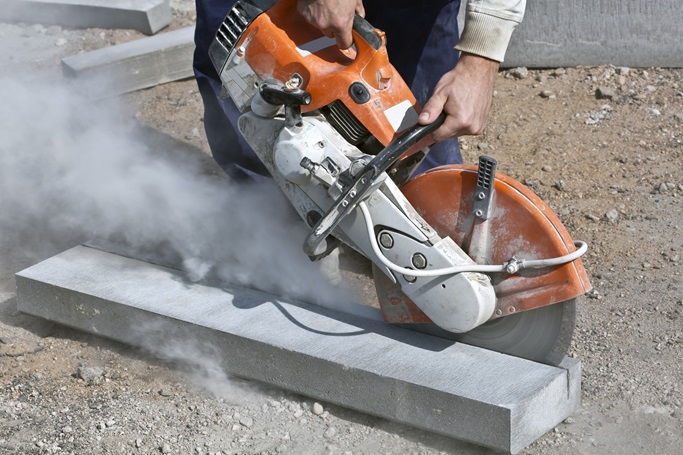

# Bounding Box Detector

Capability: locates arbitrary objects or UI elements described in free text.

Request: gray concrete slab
[1,0,171,35]
[16,245,581,454]
[61,26,194,99]
[457,0,683,68]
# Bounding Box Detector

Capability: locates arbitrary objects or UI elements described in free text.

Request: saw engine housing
[208,0,591,337]
[209,0,429,161]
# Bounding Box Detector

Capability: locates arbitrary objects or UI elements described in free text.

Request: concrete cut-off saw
[209,0,592,366]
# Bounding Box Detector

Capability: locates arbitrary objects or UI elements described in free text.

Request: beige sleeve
[454,0,526,62]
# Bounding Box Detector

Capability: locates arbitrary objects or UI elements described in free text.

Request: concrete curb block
[61,26,194,99]
[1,0,172,35]
[16,245,581,454]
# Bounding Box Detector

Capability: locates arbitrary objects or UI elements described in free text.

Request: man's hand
[418,53,500,142]
[297,0,365,49]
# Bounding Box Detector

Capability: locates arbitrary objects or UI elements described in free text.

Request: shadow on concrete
[84,237,456,353]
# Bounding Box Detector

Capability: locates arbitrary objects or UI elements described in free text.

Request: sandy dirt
[1,2,682,455]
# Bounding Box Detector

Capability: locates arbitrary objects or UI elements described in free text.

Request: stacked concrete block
[1,0,172,35]
[61,26,195,98]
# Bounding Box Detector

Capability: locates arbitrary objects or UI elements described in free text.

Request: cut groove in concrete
[61,26,195,99]
[1,0,172,35]
[505,0,683,68]
[455,0,683,68]
[16,245,581,454]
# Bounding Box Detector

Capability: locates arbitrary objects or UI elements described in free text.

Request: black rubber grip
[352,15,382,50]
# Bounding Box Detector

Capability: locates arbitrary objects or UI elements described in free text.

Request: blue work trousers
[193,0,462,180]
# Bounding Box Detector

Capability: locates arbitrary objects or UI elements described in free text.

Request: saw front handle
[303,113,446,257]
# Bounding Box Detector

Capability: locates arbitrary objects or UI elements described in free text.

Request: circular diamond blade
[383,299,577,366]
[450,299,576,366]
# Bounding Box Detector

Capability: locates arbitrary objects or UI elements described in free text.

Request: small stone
[595,86,616,100]
[135,438,142,448]
[553,180,566,191]
[55,38,67,47]
[507,67,529,79]
[159,389,173,397]
[185,128,200,140]
[586,214,600,222]
[312,403,324,416]
[239,416,253,428]
[477,143,488,150]
[540,90,555,99]
[605,209,619,222]
[674,113,683,121]
[647,108,661,117]
[77,366,103,382]
[542,165,552,172]
[32,372,43,380]
[162,443,172,454]
[324,426,337,439]
[616,67,631,76]
[62,426,73,433]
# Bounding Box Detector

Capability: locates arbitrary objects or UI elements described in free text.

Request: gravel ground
[1,2,682,455]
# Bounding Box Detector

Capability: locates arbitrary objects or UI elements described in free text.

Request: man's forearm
[455,0,526,63]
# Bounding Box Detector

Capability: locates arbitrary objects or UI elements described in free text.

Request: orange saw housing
[214,0,423,152]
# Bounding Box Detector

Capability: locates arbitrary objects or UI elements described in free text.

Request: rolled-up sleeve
[455,0,526,62]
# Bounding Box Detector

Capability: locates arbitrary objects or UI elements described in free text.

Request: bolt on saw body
[208,0,592,365]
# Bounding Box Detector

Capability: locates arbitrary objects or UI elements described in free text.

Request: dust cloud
[0,73,357,392]
[0,70,374,338]
[0,75,345,301]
